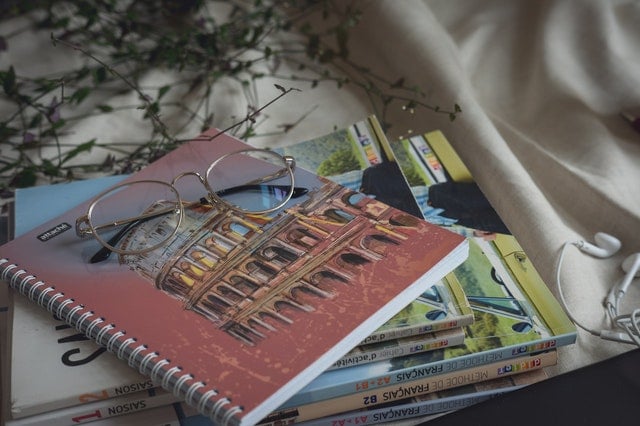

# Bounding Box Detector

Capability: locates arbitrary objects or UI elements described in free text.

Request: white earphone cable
[556,240,640,346]
[555,242,602,338]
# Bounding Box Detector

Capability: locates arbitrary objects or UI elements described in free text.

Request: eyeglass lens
[206,150,293,213]
[88,181,181,254]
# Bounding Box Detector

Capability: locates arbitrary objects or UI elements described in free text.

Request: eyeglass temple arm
[214,184,308,198]
[89,218,142,263]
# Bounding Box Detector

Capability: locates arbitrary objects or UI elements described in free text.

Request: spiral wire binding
[0,259,245,425]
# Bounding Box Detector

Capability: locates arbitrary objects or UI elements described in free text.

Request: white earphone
[557,232,640,346]
[574,232,622,258]
[618,253,640,296]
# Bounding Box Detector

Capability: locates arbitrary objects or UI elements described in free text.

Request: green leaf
[28,114,43,129]
[11,168,37,188]
[61,139,96,164]
[157,85,171,100]
[0,123,20,143]
[2,66,17,96]
[70,86,91,104]
[93,66,107,84]
[41,159,60,177]
[97,104,113,112]
[41,119,66,137]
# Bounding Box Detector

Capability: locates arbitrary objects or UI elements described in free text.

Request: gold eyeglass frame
[75,148,298,257]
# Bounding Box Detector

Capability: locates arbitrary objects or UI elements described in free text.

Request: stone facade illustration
[120,178,419,345]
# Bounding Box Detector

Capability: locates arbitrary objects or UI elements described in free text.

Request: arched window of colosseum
[324,208,354,224]
[245,260,278,281]
[361,233,400,255]
[260,245,298,265]
[389,213,420,227]
[229,275,260,294]
[286,228,320,249]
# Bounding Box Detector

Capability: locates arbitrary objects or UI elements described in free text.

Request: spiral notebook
[0,130,467,426]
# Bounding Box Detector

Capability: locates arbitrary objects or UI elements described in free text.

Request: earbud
[617,253,640,295]
[559,232,640,346]
[575,232,621,258]
[622,253,640,276]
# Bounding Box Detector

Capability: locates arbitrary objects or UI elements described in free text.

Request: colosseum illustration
[120,178,418,345]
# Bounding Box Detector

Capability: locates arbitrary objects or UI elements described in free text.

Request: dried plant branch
[0,0,460,192]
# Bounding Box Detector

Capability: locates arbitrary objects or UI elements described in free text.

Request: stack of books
[0,117,576,426]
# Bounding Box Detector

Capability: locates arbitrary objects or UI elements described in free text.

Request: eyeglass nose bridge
[170,171,220,207]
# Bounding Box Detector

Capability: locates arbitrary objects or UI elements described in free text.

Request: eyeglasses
[75,148,307,263]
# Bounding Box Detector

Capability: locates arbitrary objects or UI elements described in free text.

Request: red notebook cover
[0,130,466,426]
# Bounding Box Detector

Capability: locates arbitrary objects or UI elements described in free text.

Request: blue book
[15,176,127,237]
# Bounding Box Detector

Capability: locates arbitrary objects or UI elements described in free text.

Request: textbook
[121,368,547,426]
[8,178,180,426]
[1,271,10,425]
[0,129,467,426]
[421,348,640,426]
[87,403,186,426]
[6,387,179,426]
[9,177,160,420]
[329,327,465,371]
[261,350,557,424]
[359,277,472,345]
[268,124,576,410]
[296,368,548,426]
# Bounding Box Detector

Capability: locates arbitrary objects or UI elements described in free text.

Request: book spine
[358,275,474,345]
[12,375,157,419]
[0,261,242,426]
[297,370,547,426]
[13,379,160,419]
[282,331,572,408]
[1,282,10,425]
[358,312,472,345]
[297,392,498,426]
[348,121,384,166]
[6,388,180,426]
[263,351,556,424]
[328,328,465,371]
